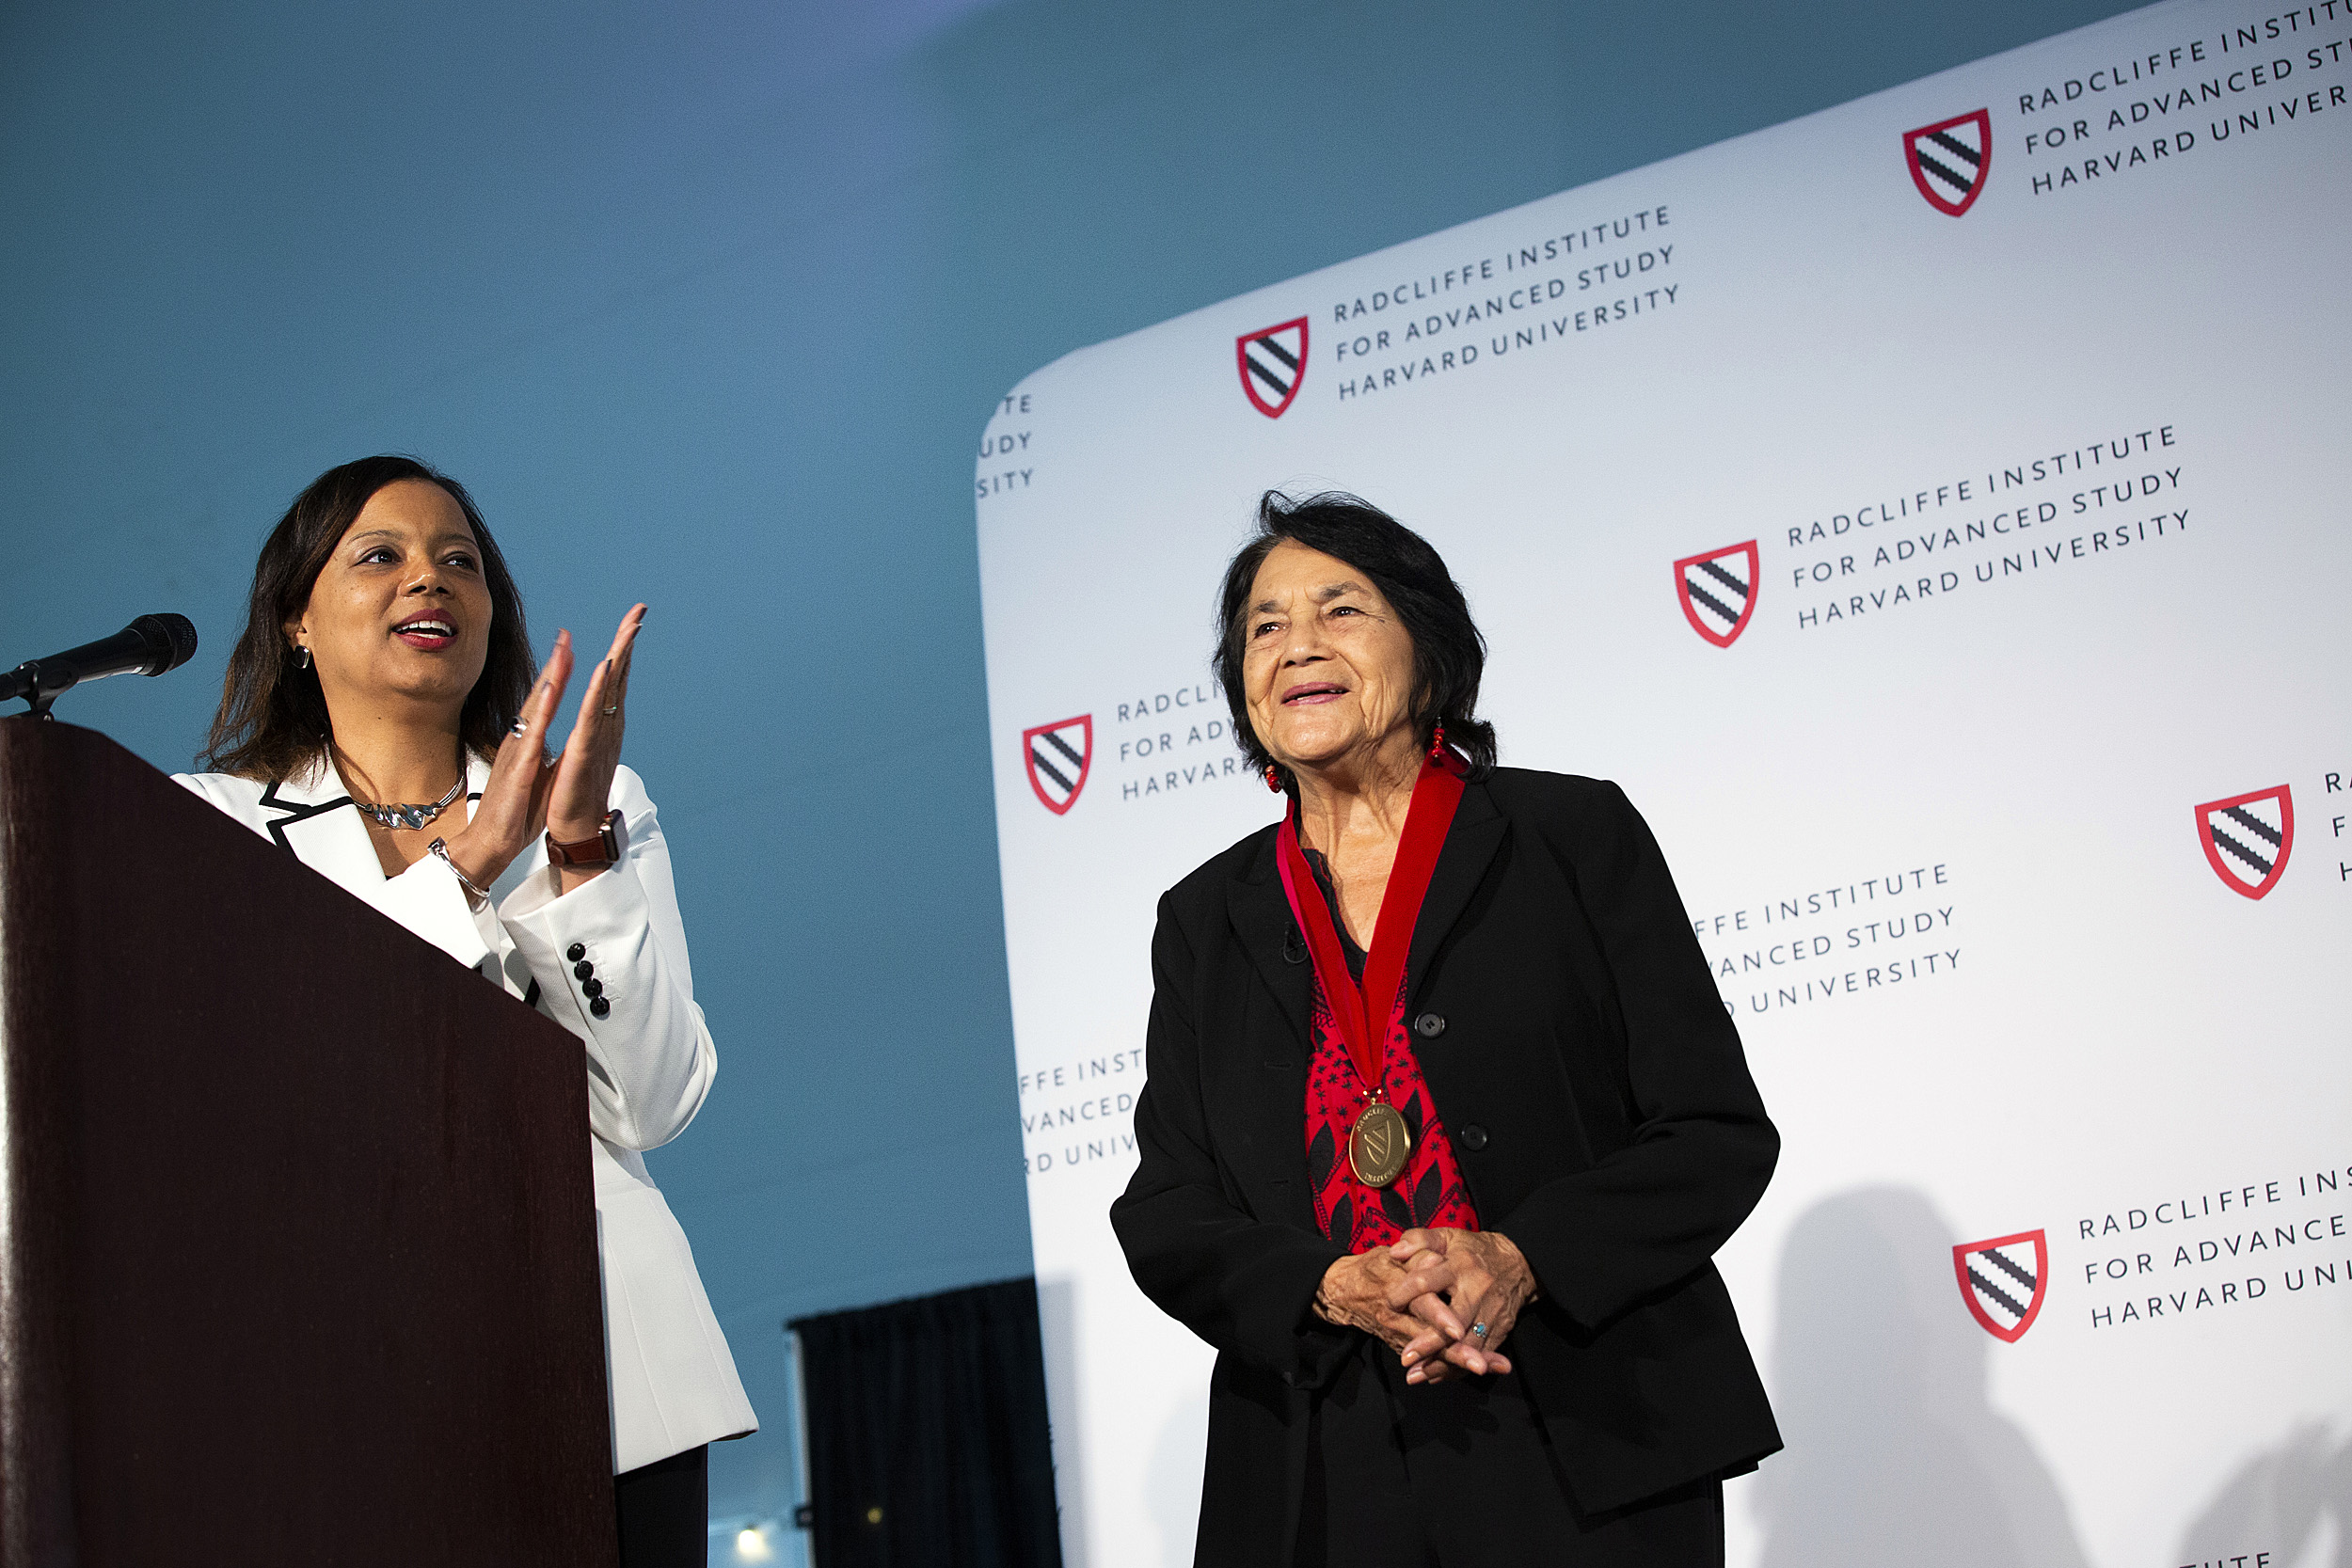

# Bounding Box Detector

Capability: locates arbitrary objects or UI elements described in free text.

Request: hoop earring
[1263,764,1284,794]
[294,646,311,670]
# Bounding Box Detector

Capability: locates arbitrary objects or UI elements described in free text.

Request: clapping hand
[441,605,645,893]
[544,605,644,879]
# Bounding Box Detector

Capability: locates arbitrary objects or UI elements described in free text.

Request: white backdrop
[975,2,2352,1562]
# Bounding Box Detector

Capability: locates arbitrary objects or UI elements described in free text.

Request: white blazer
[174,754,757,1474]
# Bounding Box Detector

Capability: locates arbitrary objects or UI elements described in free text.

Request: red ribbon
[1274,750,1467,1097]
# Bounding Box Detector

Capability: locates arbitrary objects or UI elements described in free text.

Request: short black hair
[1212,490,1496,784]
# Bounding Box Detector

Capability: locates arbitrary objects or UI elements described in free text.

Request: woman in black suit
[1110,492,1782,1567]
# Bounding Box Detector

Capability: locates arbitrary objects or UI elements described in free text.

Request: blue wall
[0,0,2139,1554]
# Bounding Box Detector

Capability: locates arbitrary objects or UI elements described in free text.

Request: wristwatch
[548,808,628,867]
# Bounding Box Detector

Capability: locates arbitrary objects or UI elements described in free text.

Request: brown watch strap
[548,808,625,867]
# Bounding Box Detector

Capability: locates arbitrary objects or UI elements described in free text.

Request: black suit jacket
[1110,768,1782,1564]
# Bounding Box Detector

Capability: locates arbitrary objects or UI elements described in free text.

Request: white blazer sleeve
[370,856,499,970]
[497,766,715,1152]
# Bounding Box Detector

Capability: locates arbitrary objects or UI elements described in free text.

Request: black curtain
[789,1276,1063,1568]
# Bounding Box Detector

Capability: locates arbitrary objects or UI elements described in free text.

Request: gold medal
[1347,1099,1412,1188]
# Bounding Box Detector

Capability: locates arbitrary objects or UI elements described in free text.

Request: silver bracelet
[428,837,493,906]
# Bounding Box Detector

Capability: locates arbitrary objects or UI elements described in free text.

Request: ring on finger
[1470,1322,1489,1338]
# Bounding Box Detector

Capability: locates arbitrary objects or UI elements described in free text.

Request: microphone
[3,613,199,715]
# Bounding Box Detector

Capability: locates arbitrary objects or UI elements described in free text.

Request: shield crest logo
[1953,1229,2047,1343]
[1673,541,1759,647]
[1904,109,1992,216]
[2195,784,2294,899]
[1022,715,1092,816]
[1237,317,1310,418]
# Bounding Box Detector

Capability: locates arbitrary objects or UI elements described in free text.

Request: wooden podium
[0,719,617,1566]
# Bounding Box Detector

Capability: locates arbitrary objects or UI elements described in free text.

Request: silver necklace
[350,772,465,832]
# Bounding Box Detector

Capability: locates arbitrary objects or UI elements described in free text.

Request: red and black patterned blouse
[1298,850,1480,1252]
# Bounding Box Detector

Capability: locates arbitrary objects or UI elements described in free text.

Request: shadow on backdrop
[2175,1422,2352,1568]
[1757,1187,2090,1568]
[1145,1377,1209,1565]
[1033,1276,1089,1561]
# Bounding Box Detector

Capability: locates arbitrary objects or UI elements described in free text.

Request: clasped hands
[1313,1227,1537,1386]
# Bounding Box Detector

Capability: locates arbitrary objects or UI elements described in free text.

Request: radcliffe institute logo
[1954,1229,2047,1342]
[1023,716,1092,816]
[1673,541,1758,647]
[1237,317,1309,418]
[2195,784,2294,899]
[1904,109,1992,215]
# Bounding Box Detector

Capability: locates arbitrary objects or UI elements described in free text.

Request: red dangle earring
[1263,763,1284,793]
[1428,722,1447,762]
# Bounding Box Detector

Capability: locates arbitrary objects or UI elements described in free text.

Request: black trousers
[615,1443,707,1568]
[1294,1342,1723,1567]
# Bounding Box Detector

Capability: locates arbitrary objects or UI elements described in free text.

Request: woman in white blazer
[176,454,755,1567]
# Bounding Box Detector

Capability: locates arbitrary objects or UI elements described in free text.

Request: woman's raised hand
[545,604,645,853]
[439,605,644,895]
[439,630,569,889]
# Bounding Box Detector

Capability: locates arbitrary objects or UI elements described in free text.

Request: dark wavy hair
[1212,490,1497,785]
[200,455,535,781]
